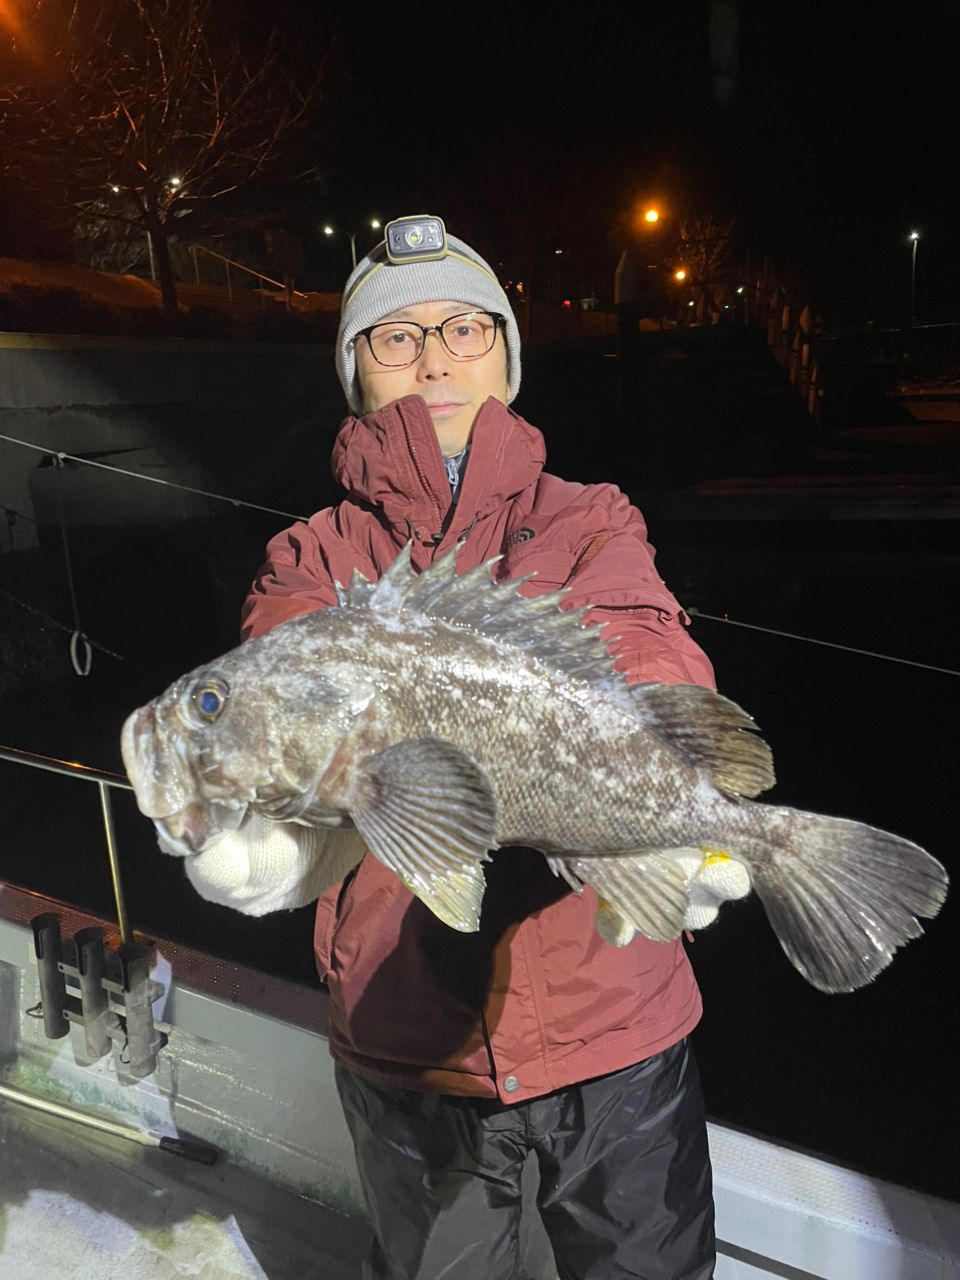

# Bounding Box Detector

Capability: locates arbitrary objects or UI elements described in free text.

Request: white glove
[671,846,752,930]
[184,812,367,917]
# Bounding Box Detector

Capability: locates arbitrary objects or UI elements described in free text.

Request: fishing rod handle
[157,1134,221,1165]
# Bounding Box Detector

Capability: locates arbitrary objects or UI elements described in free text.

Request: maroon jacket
[242,395,715,1102]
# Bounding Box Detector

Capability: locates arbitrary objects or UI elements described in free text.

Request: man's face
[355,299,510,456]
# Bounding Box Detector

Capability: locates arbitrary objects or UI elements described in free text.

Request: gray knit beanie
[335,222,521,414]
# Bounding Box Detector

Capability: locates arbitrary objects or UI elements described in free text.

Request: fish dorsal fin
[350,737,498,932]
[337,545,417,609]
[630,683,776,798]
[349,542,618,687]
[340,546,774,798]
[360,541,415,610]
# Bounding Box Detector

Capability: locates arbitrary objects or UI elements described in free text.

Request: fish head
[121,649,377,856]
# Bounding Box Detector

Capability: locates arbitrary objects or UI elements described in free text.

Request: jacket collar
[331,395,546,547]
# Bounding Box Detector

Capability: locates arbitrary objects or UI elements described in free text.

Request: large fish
[121,546,948,993]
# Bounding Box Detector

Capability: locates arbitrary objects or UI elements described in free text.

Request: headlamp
[384,215,447,264]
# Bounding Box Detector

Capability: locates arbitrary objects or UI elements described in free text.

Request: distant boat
[891,380,960,422]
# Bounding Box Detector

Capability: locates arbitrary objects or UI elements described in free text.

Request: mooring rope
[687,607,960,678]
[1,431,957,679]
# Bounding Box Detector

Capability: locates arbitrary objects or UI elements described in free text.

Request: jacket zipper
[403,419,444,544]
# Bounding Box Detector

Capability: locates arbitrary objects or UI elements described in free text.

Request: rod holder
[112,941,166,1080]
[68,927,111,1061]
[30,913,68,1040]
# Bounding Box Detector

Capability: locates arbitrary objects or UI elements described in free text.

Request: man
[187,217,728,1279]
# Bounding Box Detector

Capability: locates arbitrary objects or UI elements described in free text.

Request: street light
[908,231,920,324]
[674,268,687,282]
[324,218,382,269]
[643,208,660,224]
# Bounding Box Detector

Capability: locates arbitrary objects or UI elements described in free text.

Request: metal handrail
[0,744,133,944]
[187,243,308,302]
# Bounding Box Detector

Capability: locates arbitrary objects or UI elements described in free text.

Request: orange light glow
[0,0,27,43]
[643,208,660,224]
[674,268,687,282]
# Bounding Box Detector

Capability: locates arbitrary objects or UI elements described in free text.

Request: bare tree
[677,213,736,322]
[0,0,335,311]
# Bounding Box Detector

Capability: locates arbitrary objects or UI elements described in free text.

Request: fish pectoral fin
[566,852,690,943]
[350,738,498,933]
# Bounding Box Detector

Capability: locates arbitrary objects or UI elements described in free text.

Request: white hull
[1,884,957,1280]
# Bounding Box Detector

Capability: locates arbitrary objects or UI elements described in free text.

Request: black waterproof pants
[335,1038,716,1280]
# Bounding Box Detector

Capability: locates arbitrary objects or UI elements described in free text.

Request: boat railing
[0,744,132,944]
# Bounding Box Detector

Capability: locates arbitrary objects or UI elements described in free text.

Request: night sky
[320,2,959,319]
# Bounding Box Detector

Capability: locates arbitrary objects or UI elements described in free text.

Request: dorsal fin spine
[339,541,619,690]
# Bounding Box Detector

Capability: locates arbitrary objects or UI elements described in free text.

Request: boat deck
[0,1094,371,1279]
[1,867,958,1279]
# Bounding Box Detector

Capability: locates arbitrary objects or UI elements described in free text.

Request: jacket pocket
[499,547,578,590]
[313,864,360,983]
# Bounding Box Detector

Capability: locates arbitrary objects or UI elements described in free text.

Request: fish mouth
[121,702,249,854]
[121,697,338,856]
[121,704,187,820]
[154,800,247,857]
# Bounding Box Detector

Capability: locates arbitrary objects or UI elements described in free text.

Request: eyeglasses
[356,311,505,369]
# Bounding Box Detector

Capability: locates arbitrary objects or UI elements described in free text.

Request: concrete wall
[0,332,345,549]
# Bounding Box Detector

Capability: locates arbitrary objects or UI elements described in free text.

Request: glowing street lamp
[674,268,687,282]
[908,230,920,323]
[643,208,660,224]
[324,218,382,269]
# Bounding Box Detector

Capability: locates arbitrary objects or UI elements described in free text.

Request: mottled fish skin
[121,545,949,994]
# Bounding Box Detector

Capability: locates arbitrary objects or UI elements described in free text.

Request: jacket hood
[331,395,546,544]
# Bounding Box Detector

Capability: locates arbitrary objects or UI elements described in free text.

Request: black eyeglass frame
[355,311,506,369]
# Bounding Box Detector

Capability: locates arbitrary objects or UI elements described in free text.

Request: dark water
[1,333,957,1202]
[656,521,959,1204]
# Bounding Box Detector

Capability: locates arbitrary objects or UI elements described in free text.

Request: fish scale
[121,544,948,994]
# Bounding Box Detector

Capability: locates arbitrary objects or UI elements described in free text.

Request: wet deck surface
[0,1098,372,1279]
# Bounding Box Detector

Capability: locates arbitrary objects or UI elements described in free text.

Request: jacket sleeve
[241,505,376,640]
[238,506,372,944]
[561,485,715,691]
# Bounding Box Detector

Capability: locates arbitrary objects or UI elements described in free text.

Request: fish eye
[191,677,229,721]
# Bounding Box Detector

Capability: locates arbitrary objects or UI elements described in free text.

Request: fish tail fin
[748,808,948,993]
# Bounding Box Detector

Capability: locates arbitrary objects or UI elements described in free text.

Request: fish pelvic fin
[630,683,776,798]
[594,900,639,948]
[747,808,949,993]
[546,857,641,946]
[350,738,498,933]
